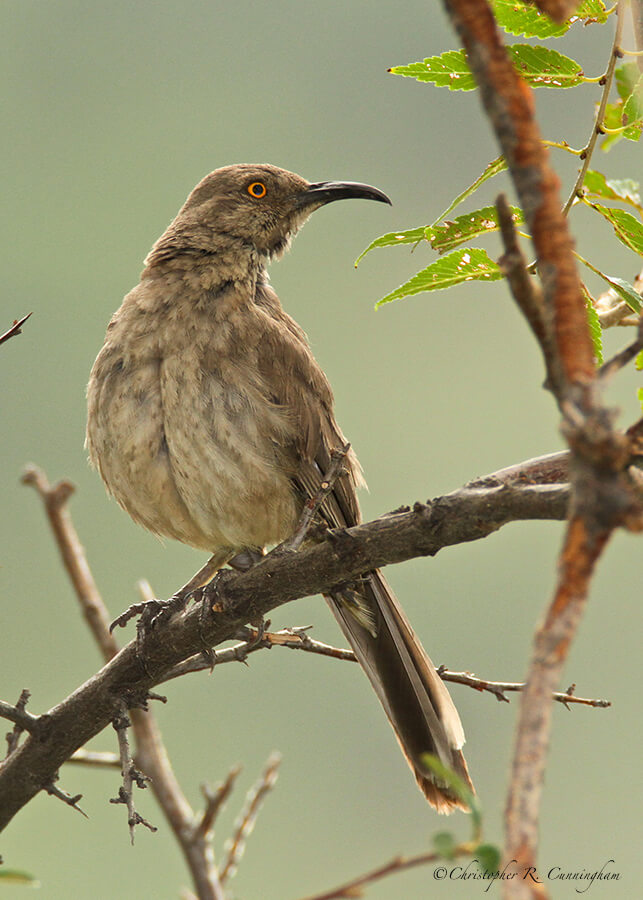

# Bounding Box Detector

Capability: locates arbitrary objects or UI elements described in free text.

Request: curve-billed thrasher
[86,164,473,811]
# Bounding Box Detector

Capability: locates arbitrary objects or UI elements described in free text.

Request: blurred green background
[1,2,641,898]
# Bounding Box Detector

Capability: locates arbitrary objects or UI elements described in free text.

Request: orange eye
[247,181,267,199]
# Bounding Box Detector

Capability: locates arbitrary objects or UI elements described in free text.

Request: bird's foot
[109,590,192,634]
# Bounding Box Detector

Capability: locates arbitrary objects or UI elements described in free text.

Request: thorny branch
[110,705,156,843]
[1,438,630,837]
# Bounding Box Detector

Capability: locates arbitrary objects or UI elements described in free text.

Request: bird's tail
[326,569,473,812]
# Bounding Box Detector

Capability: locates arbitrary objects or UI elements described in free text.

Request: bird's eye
[247,182,267,199]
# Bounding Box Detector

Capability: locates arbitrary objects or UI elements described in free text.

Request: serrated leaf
[428,205,524,254]
[490,0,569,38]
[433,831,457,858]
[573,0,609,24]
[356,158,510,264]
[576,254,642,313]
[435,156,507,223]
[581,284,604,364]
[389,51,477,91]
[476,843,502,875]
[490,0,607,38]
[583,170,642,212]
[355,227,426,265]
[392,46,587,93]
[586,203,643,257]
[508,44,585,88]
[376,248,503,306]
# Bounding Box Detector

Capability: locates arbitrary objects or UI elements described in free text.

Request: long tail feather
[326,569,473,813]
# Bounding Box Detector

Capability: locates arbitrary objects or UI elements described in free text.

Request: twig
[219,753,281,885]
[1,692,40,757]
[21,465,119,662]
[45,775,87,818]
[295,848,468,900]
[598,322,643,380]
[561,6,626,216]
[110,705,156,843]
[282,443,351,551]
[66,750,121,768]
[495,195,555,387]
[195,766,242,842]
[436,668,611,708]
[0,312,32,347]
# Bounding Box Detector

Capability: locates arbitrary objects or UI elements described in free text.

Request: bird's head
[146,163,391,267]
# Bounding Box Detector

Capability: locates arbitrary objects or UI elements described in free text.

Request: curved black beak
[299,180,392,208]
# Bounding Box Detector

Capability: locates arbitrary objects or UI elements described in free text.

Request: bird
[86,163,473,812]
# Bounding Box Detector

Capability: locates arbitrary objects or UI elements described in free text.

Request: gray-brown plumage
[86,163,473,812]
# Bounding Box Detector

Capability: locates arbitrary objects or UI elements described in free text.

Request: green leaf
[581,284,604,365]
[586,203,643,257]
[616,63,640,102]
[573,0,609,25]
[636,349,643,371]
[421,753,483,841]
[376,248,503,307]
[433,831,457,859]
[583,170,642,213]
[391,46,586,93]
[507,44,585,89]
[638,387,643,412]
[490,0,607,38]
[357,158,509,265]
[355,227,426,265]
[428,205,524,254]
[435,156,507,223]
[576,253,642,313]
[476,843,502,876]
[0,869,39,885]
[623,74,643,141]
[490,0,569,38]
[389,51,477,91]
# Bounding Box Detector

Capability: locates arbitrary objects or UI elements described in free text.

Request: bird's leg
[109,553,229,633]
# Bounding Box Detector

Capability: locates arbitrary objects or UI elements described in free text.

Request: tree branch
[0,458,570,831]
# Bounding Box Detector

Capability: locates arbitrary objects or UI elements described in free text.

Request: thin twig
[598,322,643,380]
[219,754,281,885]
[295,848,470,900]
[1,692,40,754]
[45,776,87,818]
[111,705,156,843]
[496,194,554,387]
[195,766,242,842]
[561,6,626,216]
[0,312,32,347]
[66,750,121,768]
[436,668,611,708]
